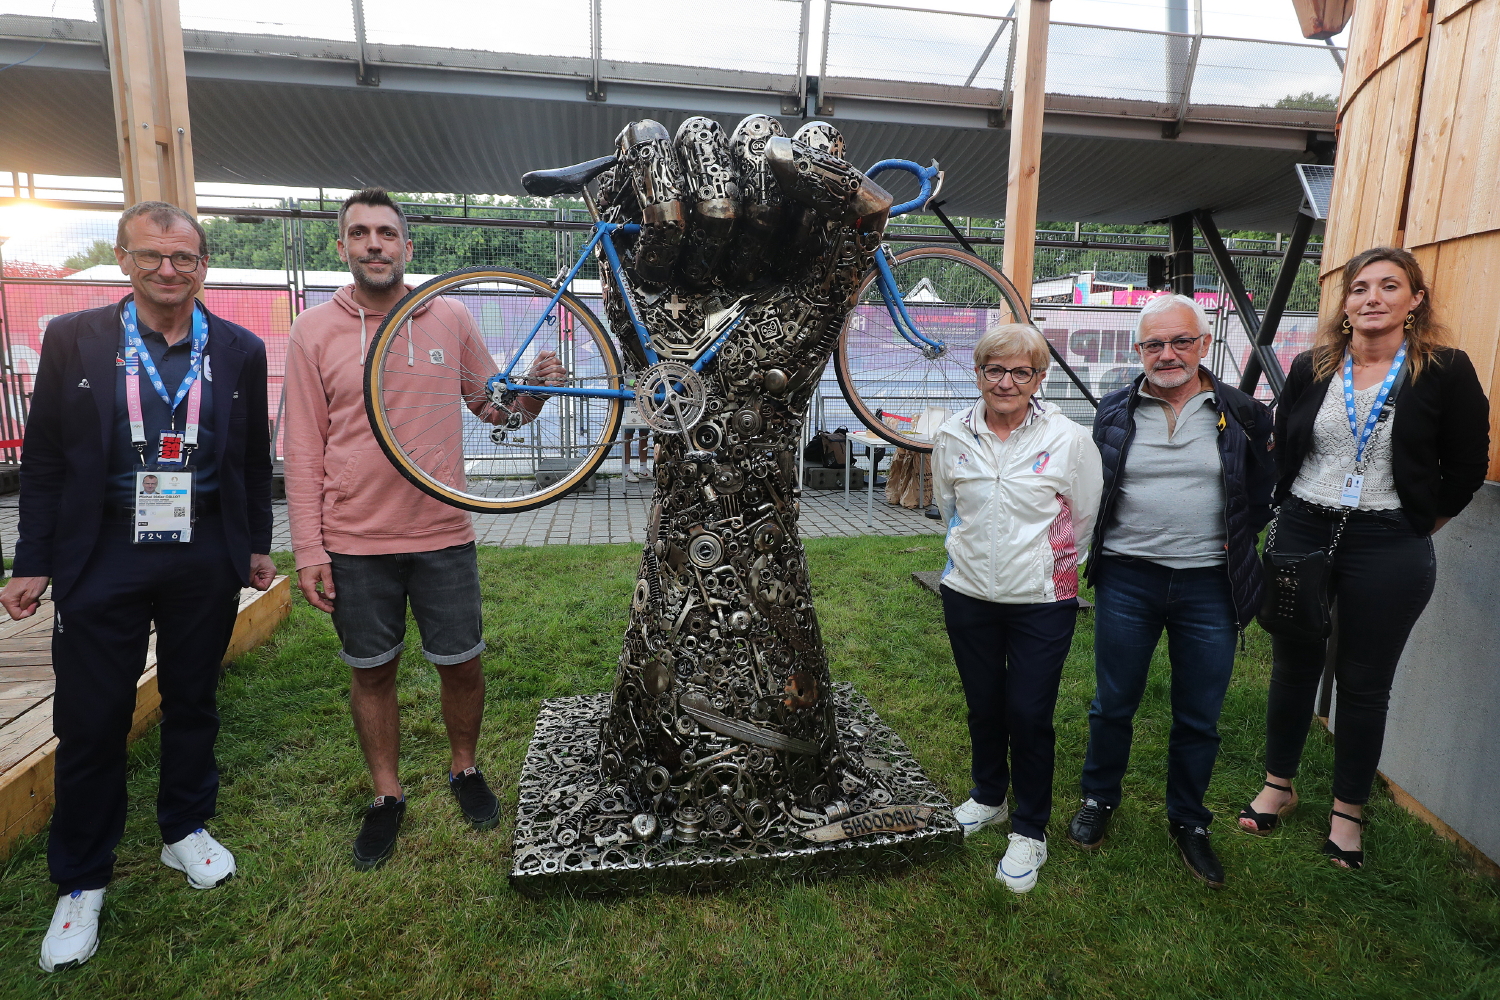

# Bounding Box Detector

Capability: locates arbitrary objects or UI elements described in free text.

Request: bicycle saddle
[521,154,619,197]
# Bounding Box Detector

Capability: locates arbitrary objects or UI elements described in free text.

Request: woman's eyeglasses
[976,364,1039,384]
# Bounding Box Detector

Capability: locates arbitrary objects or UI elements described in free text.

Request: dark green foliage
[61,239,116,271]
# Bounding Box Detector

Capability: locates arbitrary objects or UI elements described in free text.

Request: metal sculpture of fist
[531,115,902,863]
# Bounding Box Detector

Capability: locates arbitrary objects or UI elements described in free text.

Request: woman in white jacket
[932,323,1103,894]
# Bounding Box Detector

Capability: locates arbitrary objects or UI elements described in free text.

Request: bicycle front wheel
[835,246,1028,453]
[364,267,625,513]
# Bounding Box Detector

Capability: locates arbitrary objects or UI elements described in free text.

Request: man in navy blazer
[0,202,275,972]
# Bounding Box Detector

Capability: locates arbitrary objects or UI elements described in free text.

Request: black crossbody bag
[1257,365,1407,641]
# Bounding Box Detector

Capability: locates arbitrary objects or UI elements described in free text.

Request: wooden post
[1002,0,1050,310]
[100,0,196,214]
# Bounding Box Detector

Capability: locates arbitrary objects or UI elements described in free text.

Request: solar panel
[1296,163,1336,220]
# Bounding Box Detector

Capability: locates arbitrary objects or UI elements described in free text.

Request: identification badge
[134,470,194,543]
[1339,473,1364,508]
[157,431,185,466]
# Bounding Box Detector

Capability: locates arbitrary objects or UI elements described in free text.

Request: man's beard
[1144,360,1197,389]
[351,255,405,293]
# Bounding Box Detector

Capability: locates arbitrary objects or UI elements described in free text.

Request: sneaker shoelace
[1077,799,1110,826]
[56,891,89,931]
[179,829,217,866]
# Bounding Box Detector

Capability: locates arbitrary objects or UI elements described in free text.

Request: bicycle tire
[364,267,625,514]
[835,246,1029,453]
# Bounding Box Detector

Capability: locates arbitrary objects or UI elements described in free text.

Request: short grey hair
[1135,293,1209,341]
[117,201,207,256]
[972,323,1050,370]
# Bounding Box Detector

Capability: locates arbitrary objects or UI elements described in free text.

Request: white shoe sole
[998,870,1039,893]
[160,847,236,889]
[40,943,98,973]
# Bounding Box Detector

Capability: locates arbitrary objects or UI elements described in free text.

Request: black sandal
[1320,809,1366,869]
[1237,779,1298,835]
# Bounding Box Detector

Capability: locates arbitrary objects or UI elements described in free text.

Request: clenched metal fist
[514,116,903,870]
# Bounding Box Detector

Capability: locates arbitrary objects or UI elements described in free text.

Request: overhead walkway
[1,2,1343,230]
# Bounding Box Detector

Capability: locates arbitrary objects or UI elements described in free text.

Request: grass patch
[1,537,1496,998]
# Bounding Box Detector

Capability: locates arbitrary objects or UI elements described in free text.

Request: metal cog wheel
[633,361,709,434]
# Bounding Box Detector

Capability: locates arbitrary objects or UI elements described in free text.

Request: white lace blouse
[1290,377,1401,510]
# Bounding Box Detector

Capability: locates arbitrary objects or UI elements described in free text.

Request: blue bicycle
[363,156,1025,512]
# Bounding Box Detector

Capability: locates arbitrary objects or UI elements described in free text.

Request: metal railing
[4,2,1346,125]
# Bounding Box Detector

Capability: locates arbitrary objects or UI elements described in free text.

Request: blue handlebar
[864,158,940,218]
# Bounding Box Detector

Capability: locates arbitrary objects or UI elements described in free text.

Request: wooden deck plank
[0,576,292,859]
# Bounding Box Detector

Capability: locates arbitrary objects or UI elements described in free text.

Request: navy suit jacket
[12,296,273,600]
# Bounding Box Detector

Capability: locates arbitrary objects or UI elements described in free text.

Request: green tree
[62,239,116,270]
[1271,91,1337,111]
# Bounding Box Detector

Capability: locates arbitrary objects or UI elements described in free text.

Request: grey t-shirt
[1102,385,1227,568]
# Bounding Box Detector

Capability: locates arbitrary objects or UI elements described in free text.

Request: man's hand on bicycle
[494,349,567,423]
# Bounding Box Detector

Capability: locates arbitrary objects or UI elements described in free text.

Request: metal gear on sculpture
[511,114,961,894]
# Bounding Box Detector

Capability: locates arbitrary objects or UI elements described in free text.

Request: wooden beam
[100,0,196,214]
[1002,0,1050,311]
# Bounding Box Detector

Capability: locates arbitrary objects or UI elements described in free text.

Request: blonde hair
[1314,247,1448,383]
[973,323,1050,371]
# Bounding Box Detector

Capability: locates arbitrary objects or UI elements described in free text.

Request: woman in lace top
[1238,247,1489,870]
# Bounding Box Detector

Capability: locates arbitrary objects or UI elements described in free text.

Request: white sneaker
[996,832,1048,893]
[624,470,639,483]
[39,888,104,972]
[953,798,1009,837]
[639,468,654,480]
[161,828,236,889]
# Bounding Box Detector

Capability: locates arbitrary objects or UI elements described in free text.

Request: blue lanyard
[123,300,207,413]
[1341,341,1406,466]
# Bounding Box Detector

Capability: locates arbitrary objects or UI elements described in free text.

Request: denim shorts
[327,542,485,668]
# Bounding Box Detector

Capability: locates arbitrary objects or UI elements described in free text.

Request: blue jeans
[1081,555,1238,827]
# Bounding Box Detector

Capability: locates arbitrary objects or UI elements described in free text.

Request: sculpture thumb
[765,136,893,230]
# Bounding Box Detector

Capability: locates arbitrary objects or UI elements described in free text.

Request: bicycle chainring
[633,361,708,435]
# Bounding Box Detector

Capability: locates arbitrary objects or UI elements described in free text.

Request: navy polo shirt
[105,314,218,507]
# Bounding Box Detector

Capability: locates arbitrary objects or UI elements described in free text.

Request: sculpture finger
[618,119,687,286]
[674,116,739,287]
[766,135,892,236]
[725,114,788,285]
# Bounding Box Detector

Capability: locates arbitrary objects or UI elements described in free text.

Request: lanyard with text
[1338,341,1406,507]
[123,300,206,468]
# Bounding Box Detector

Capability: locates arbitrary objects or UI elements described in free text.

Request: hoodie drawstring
[358,307,367,367]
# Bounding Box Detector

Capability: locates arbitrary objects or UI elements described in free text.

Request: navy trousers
[49,514,242,893]
[1080,555,1239,827]
[940,585,1078,841]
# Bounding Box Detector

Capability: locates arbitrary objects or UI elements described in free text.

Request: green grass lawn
[2,537,1496,998]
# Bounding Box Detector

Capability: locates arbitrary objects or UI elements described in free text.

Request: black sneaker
[352,796,405,871]
[1067,797,1115,849]
[1170,822,1225,889]
[449,767,500,831]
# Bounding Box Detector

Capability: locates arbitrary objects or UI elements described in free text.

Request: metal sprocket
[633,361,708,434]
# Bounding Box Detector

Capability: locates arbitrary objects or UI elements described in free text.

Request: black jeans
[940,585,1078,841]
[49,515,242,893]
[1264,498,1437,805]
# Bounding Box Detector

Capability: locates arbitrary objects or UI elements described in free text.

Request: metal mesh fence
[601,0,805,77]
[822,3,1010,88]
[0,205,1324,462]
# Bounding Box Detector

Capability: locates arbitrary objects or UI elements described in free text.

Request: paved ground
[0,477,942,557]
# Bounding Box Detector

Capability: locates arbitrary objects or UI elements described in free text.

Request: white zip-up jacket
[934,397,1104,604]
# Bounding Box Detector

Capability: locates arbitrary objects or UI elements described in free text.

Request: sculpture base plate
[509,683,962,897]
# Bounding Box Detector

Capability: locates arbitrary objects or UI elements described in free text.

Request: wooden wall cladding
[1340,0,1430,108]
[1405,0,1500,248]
[1321,37,1429,278]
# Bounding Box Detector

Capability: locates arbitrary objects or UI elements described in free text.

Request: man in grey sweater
[1065,294,1275,890]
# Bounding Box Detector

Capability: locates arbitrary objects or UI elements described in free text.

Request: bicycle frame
[483,155,949,402]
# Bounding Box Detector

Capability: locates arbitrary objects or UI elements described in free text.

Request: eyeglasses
[1134,334,1206,357]
[976,364,1040,384]
[117,248,207,273]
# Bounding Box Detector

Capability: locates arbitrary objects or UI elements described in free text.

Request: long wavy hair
[1312,246,1448,383]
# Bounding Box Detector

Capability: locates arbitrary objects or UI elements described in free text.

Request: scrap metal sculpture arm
[518,115,905,868]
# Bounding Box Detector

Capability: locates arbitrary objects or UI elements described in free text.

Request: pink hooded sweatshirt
[284,284,497,570]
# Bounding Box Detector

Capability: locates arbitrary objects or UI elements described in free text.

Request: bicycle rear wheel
[835,246,1028,453]
[364,267,625,513]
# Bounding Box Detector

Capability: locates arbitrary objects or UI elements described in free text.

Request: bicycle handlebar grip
[674,117,740,288]
[618,120,686,286]
[864,159,936,218]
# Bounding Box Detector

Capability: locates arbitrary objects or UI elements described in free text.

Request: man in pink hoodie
[283,189,563,869]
